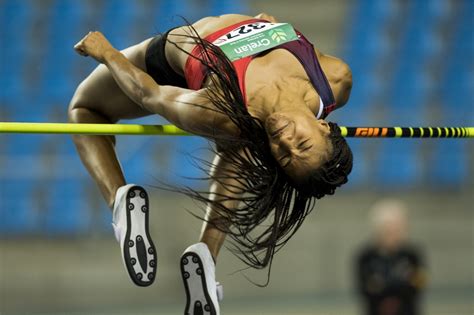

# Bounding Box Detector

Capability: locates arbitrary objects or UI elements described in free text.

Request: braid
[162,23,353,285]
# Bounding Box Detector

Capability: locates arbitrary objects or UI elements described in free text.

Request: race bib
[213,22,299,61]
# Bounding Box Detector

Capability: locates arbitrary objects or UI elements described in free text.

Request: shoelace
[216,282,224,301]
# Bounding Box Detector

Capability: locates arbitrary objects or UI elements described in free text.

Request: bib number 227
[226,23,267,40]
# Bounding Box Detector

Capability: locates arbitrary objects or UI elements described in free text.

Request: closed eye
[299,139,312,152]
[298,139,309,149]
[280,155,292,168]
[302,144,313,152]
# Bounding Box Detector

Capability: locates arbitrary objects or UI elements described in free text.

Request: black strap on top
[145,29,188,88]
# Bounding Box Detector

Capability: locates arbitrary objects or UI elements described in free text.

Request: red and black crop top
[184,19,337,119]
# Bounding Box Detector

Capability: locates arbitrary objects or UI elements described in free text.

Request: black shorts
[145,29,188,88]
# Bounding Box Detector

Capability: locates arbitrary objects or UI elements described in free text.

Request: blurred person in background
[354,199,427,315]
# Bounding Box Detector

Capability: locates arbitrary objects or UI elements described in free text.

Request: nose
[279,136,293,151]
[276,135,295,156]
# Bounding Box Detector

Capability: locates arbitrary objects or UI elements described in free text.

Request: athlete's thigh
[71,38,154,122]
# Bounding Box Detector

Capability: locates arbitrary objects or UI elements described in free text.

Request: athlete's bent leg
[180,152,238,314]
[180,224,226,314]
[199,219,226,263]
[68,39,152,207]
[68,105,157,286]
[68,106,125,208]
[68,39,158,285]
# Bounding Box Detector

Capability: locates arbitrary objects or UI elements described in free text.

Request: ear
[318,120,331,136]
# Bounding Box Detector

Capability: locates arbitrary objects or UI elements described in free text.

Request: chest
[364,252,418,279]
[245,50,321,115]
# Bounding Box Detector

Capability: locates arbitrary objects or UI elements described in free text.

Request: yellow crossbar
[0,123,473,138]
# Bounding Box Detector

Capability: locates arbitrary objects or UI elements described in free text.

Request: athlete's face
[265,110,332,183]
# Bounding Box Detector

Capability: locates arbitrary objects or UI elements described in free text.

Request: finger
[74,39,85,49]
[76,32,92,46]
[74,44,88,57]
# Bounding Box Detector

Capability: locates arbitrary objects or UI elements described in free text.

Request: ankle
[211,254,217,266]
[108,183,129,210]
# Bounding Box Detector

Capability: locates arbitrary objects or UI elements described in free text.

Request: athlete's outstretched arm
[74,31,237,138]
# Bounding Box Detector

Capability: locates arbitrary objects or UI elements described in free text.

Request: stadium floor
[20,296,474,315]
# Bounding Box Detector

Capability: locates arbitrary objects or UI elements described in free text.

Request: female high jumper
[70,13,353,315]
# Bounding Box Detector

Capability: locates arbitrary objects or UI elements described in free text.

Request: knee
[68,96,111,124]
[68,106,86,123]
[68,106,104,125]
[68,107,115,129]
[68,90,90,123]
[68,80,109,123]
[68,105,116,145]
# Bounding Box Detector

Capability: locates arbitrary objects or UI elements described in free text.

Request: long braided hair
[166,24,353,284]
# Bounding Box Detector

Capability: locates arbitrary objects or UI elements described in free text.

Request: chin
[265,113,283,127]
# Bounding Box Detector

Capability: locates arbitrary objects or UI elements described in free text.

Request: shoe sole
[180,252,217,315]
[123,186,157,286]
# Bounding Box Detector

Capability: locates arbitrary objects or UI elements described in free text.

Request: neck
[246,78,314,122]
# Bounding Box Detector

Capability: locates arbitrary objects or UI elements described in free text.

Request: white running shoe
[112,184,157,286]
[180,243,223,315]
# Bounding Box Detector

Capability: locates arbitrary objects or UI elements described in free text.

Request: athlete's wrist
[102,48,122,64]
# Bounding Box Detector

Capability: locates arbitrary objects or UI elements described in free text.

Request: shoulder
[318,53,352,83]
[318,53,353,110]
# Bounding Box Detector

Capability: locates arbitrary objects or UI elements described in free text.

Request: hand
[74,31,116,63]
[255,12,277,23]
